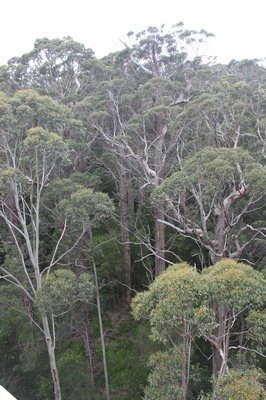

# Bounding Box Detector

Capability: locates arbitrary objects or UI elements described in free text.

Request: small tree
[0,90,96,400]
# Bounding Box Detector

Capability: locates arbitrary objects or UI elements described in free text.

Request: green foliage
[59,188,114,229]
[0,23,265,400]
[58,342,96,400]
[202,259,266,309]
[132,263,205,343]
[247,310,266,351]
[132,259,266,399]
[103,314,154,400]
[22,126,68,177]
[144,350,183,400]
[155,147,264,201]
[37,269,95,315]
[215,369,266,400]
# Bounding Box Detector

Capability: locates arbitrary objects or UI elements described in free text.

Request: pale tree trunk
[211,304,227,378]
[210,305,232,400]
[42,315,62,400]
[92,260,111,400]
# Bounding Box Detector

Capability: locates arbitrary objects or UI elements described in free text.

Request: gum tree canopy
[132,259,266,399]
[154,147,266,264]
[0,89,113,400]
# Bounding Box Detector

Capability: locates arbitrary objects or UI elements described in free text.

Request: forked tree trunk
[42,315,62,400]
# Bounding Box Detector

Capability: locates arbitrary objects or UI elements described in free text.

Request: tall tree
[79,23,214,277]
[0,90,89,400]
[155,147,266,264]
[0,37,94,104]
[120,24,214,275]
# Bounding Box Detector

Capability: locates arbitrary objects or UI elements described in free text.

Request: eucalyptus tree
[78,23,214,278]
[116,24,215,276]
[0,90,89,400]
[132,259,266,399]
[132,263,205,399]
[0,37,94,104]
[75,55,136,299]
[200,259,266,386]
[155,147,266,265]
[59,187,114,400]
[211,369,266,400]
[173,66,266,163]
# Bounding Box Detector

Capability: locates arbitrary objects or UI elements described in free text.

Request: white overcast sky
[0,0,265,65]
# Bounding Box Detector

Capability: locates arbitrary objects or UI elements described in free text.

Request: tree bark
[211,304,230,381]
[119,164,132,302]
[210,206,227,264]
[92,260,111,400]
[42,315,62,400]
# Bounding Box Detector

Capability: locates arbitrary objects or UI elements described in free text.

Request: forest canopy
[0,24,265,400]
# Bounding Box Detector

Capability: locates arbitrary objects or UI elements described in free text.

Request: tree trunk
[154,204,165,276]
[180,324,192,400]
[211,305,230,379]
[92,260,111,400]
[83,309,96,388]
[210,207,227,264]
[42,315,62,400]
[119,166,132,302]
[75,251,96,387]
[153,118,166,277]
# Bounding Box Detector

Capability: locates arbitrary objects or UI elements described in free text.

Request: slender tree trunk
[211,304,224,378]
[42,315,62,400]
[211,304,231,400]
[119,164,132,301]
[92,260,111,400]
[75,250,96,387]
